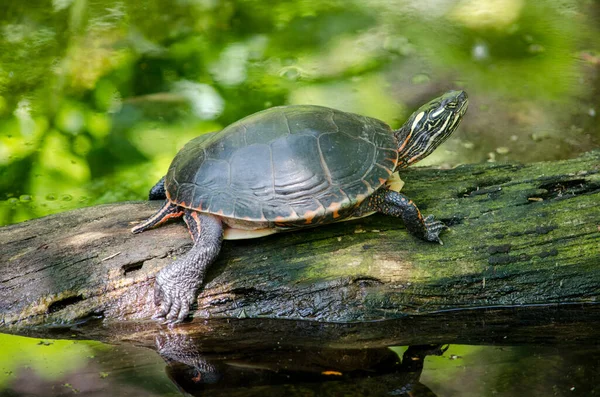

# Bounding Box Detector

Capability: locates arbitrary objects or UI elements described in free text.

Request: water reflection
[2,331,599,397]
[157,334,447,396]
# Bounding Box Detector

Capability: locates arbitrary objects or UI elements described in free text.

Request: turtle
[133,90,468,323]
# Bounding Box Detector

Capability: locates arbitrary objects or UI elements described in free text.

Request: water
[1,332,599,396]
[1,0,599,395]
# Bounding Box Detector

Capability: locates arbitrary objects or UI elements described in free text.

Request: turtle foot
[423,215,448,244]
[153,261,201,325]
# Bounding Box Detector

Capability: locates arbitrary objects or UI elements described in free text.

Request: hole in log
[123,261,144,275]
[48,295,84,313]
[352,276,384,287]
[457,177,510,198]
[460,186,503,198]
[533,178,600,201]
[76,310,106,322]
[231,287,261,297]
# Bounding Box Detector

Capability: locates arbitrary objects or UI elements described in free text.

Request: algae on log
[0,152,599,330]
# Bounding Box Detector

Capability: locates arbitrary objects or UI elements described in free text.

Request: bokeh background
[1,0,599,226]
[2,1,600,395]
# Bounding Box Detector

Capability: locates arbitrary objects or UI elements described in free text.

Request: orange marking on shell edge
[378,178,388,186]
[321,370,343,376]
[274,216,288,222]
[215,209,224,216]
[327,202,342,219]
[303,208,323,225]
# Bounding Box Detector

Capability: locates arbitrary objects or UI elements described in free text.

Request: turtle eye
[443,99,459,110]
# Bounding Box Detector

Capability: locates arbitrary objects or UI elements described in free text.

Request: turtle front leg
[355,188,447,244]
[154,211,223,324]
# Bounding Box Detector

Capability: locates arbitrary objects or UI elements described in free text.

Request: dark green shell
[165,105,398,226]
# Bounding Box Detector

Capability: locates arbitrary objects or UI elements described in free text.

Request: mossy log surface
[1,152,599,340]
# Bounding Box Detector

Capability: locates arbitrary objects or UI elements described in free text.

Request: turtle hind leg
[131,200,184,234]
[149,176,167,200]
[153,211,224,324]
[356,188,447,244]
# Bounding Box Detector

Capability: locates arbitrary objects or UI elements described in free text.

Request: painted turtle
[133,90,468,323]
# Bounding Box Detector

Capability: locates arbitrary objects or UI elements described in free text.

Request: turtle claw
[423,215,448,244]
[166,300,189,324]
[153,261,200,325]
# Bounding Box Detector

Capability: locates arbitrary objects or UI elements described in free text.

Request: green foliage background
[1,0,599,226]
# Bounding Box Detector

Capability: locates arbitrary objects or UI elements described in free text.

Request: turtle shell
[165,105,398,227]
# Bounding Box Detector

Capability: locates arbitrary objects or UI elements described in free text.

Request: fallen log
[1,151,599,342]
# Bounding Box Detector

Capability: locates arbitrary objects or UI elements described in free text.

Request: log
[1,151,599,343]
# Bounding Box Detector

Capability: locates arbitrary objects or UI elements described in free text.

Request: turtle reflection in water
[133,90,469,323]
[156,331,448,395]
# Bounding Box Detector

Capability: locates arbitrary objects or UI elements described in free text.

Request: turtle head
[395,90,468,168]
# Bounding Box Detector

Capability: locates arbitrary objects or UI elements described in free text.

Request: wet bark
[1,151,599,340]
